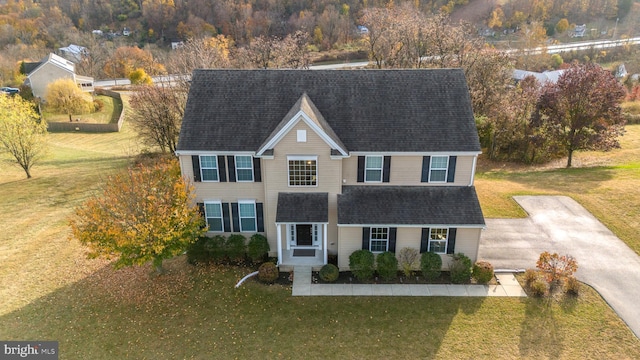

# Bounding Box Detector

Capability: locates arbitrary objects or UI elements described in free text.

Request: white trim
[427,227,449,255]
[369,227,390,253]
[276,222,330,225]
[323,223,328,265]
[337,224,484,228]
[469,154,477,186]
[350,151,481,156]
[364,155,383,183]
[257,111,348,156]
[297,129,307,142]
[238,200,257,232]
[234,155,254,182]
[276,224,283,265]
[176,150,255,156]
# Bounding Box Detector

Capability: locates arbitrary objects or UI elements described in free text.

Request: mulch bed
[312,271,457,285]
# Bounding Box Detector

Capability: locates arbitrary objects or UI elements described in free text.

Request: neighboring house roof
[28,53,75,77]
[178,69,481,153]
[276,193,329,223]
[59,44,86,55]
[337,186,485,226]
[513,69,565,84]
[22,61,42,74]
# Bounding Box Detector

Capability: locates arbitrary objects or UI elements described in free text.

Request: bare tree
[129,83,186,153]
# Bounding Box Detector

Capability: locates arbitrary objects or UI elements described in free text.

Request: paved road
[478,196,640,338]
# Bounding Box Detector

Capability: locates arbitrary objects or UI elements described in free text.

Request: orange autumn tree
[70,157,205,273]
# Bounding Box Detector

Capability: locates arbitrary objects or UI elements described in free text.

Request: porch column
[323,223,328,265]
[276,223,283,265]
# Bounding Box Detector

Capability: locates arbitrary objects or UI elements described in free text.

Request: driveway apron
[478,195,640,338]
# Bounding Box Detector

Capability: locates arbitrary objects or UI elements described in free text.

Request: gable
[178,69,481,153]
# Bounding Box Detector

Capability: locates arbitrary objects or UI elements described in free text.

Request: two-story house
[176,69,485,270]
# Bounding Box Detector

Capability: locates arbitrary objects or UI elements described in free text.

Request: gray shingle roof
[178,69,480,153]
[276,192,329,223]
[337,186,485,226]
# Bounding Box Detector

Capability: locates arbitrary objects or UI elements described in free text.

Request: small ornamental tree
[397,247,419,277]
[69,158,205,273]
[129,68,153,85]
[44,78,93,121]
[0,94,47,178]
[536,251,578,288]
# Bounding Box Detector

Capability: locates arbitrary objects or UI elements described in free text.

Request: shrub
[204,235,226,263]
[530,279,548,297]
[420,252,442,281]
[524,268,539,287]
[319,264,339,282]
[93,98,105,112]
[397,247,419,277]
[472,261,494,284]
[536,251,578,287]
[225,234,247,262]
[349,250,375,281]
[449,253,472,284]
[258,262,279,283]
[186,236,209,265]
[565,276,581,296]
[376,251,398,281]
[247,234,269,264]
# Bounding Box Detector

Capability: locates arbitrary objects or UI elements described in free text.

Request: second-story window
[288,156,317,186]
[200,155,219,181]
[365,155,383,182]
[235,155,254,182]
[429,156,449,182]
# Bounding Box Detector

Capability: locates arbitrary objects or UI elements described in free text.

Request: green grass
[43,95,122,124]
[0,119,639,358]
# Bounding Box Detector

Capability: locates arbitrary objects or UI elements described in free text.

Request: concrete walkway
[292,266,526,297]
[478,196,640,338]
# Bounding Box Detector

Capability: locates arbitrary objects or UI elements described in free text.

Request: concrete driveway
[478,195,640,338]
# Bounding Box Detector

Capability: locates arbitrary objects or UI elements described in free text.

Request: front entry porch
[276,223,327,267]
[275,192,329,267]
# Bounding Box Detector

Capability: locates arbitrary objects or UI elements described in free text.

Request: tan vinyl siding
[264,120,342,254]
[338,227,363,270]
[342,155,476,186]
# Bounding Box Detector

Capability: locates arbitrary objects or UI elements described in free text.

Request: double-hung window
[428,228,448,254]
[204,202,223,232]
[235,155,253,182]
[370,227,389,252]
[365,155,383,182]
[288,156,317,186]
[429,156,448,183]
[200,155,219,181]
[239,201,257,232]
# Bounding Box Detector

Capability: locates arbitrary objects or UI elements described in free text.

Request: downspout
[469,154,478,187]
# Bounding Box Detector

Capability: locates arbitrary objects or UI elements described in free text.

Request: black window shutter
[421,156,430,183]
[218,155,227,182]
[253,158,262,182]
[388,227,397,252]
[361,227,370,250]
[231,203,240,232]
[420,228,429,253]
[383,156,391,183]
[256,203,264,232]
[447,156,457,183]
[197,203,206,229]
[227,156,236,182]
[357,156,365,183]
[222,203,231,232]
[192,156,201,182]
[447,228,457,254]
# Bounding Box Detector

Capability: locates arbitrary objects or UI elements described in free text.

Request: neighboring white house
[513,69,566,84]
[25,53,94,99]
[571,24,587,38]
